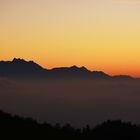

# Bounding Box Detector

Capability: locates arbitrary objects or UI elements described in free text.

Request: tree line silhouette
[0,110,140,139]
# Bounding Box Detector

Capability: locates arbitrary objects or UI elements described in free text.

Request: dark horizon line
[0,57,138,79]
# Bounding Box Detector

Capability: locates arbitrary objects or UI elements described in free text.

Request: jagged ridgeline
[0,58,133,79]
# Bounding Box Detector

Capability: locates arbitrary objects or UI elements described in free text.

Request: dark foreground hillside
[0,110,140,140]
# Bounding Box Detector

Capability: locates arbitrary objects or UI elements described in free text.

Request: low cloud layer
[0,78,140,127]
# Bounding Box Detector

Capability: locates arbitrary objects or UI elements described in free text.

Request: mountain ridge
[0,58,134,79]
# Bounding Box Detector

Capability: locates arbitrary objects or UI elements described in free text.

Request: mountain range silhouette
[0,58,134,79]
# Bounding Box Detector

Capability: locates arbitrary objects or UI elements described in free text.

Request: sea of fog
[0,78,140,127]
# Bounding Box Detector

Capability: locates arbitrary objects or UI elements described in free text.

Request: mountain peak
[70,65,78,69]
[13,58,21,61]
[70,65,88,71]
[12,58,39,66]
[12,58,26,62]
[0,58,46,77]
[80,66,88,71]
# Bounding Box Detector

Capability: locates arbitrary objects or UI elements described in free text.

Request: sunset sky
[0,0,140,77]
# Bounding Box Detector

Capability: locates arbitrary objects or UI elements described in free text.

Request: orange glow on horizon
[0,0,140,77]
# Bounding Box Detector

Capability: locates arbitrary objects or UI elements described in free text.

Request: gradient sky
[0,0,140,77]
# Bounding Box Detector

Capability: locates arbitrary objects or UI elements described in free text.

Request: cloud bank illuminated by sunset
[0,0,140,77]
